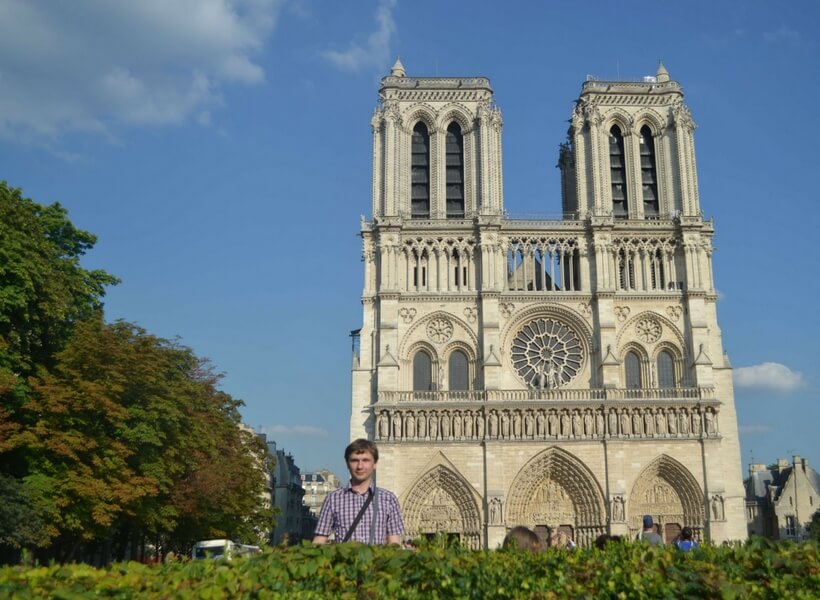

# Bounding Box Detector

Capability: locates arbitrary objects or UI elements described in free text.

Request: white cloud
[261,424,329,437]
[763,26,801,45]
[738,424,773,434]
[0,0,281,144]
[734,362,805,392]
[322,0,396,72]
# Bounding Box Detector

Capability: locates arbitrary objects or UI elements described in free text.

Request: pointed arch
[401,457,482,549]
[506,446,606,547]
[628,454,704,541]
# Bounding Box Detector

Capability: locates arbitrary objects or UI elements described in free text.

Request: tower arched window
[640,126,659,218]
[413,350,433,391]
[625,351,642,388]
[609,125,628,218]
[448,350,469,391]
[445,122,464,218]
[411,122,430,218]
[657,350,675,388]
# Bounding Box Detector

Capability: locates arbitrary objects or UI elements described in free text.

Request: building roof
[745,458,820,503]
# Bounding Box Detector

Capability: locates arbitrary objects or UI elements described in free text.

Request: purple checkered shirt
[314,484,404,544]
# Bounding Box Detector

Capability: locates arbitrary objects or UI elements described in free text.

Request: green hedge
[1,538,818,599]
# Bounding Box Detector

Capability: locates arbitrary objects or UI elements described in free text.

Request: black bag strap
[342,487,373,542]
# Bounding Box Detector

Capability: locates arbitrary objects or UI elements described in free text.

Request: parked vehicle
[192,539,261,561]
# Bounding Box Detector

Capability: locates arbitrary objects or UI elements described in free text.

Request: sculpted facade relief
[374,404,719,441]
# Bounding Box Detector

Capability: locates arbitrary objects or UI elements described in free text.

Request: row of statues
[375,405,718,441]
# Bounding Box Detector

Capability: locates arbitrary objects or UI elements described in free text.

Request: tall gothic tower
[351,59,746,548]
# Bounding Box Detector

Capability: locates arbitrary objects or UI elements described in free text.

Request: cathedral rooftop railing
[380,76,492,90]
[378,387,714,404]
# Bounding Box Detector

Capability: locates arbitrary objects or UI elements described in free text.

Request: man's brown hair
[345,438,379,462]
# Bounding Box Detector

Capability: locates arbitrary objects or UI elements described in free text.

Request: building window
[785,515,797,537]
[413,350,433,391]
[639,126,659,218]
[625,351,642,388]
[448,350,469,391]
[445,122,464,218]
[609,125,628,218]
[412,122,430,218]
[657,350,675,388]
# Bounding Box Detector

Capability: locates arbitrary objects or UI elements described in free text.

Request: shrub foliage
[0,538,817,599]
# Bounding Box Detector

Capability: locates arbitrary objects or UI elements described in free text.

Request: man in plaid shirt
[313,439,404,545]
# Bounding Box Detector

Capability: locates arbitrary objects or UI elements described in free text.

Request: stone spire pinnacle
[390,56,406,77]
[656,60,670,83]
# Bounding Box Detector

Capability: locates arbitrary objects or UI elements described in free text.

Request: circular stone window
[511,318,584,388]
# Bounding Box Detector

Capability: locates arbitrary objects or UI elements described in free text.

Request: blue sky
[1,0,818,480]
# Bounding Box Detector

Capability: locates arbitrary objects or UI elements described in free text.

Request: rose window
[511,318,584,388]
[427,317,454,343]
[636,318,662,343]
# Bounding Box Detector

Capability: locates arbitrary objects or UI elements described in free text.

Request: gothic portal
[351,59,747,547]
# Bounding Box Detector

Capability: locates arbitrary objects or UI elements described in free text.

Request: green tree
[11,317,272,561]
[0,181,118,379]
[809,509,820,541]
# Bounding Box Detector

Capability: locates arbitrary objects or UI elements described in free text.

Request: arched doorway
[402,464,482,549]
[506,447,606,547]
[628,455,704,542]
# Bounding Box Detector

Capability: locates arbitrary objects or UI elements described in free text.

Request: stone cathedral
[350,59,747,548]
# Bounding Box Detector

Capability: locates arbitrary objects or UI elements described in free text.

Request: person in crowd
[548,530,577,549]
[674,526,698,552]
[313,439,404,545]
[636,515,663,546]
[502,526,543,552]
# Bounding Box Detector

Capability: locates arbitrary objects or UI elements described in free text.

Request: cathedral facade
[351,59,747,547]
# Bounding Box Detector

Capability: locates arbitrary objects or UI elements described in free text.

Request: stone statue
[488,411,498,438]
[608,409,618,437]
[668,409,678,435]
[464,411,474,438]
[549,411,559,437]
[620,409,631,436]
[711,494,724,520]
[536,411,546,437]
[417,412,426,439]
[655,409,666,437]
[632,410,642,436]
[429,414,438,439]
[644,409,654,436]
[572,410,582,438]
[561,411,571,438]
[612,496,625,522]
[392,412,403,439]
[501,412,510,438]
[679,409,689,435]
[512,411,522,438]
[476,412,485,439]
[583,411,593,437]
[524,412,534,438]
[489,497,503,525]
[596,410,605,436]
[378,412,389,439]
[691,409,702,435]
[453,411,462,438]
[405,412,416,439]
[441,412,451,439]
[705,409,716,435]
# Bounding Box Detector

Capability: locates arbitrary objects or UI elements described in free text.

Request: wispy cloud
[738,424,773,434]
[261,424,329,437]
[322,0,396,71]
[763,26,801,46]
[734,362,805,392]
[0,0,282,146]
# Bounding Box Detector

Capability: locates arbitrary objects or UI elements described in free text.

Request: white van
[192,539,234,560]
[192,539,261,561]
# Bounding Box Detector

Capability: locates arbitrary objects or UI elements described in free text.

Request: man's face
[346,451,377,484]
